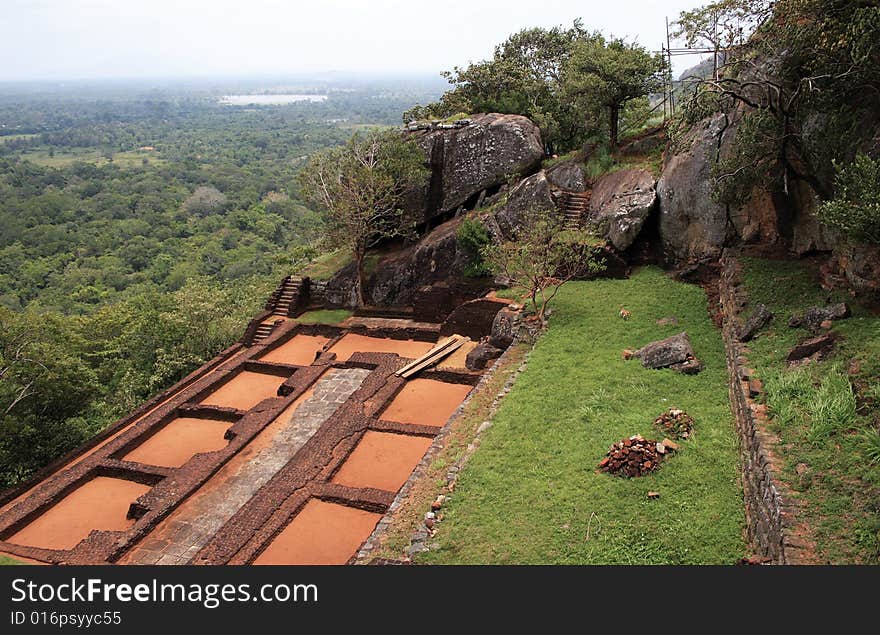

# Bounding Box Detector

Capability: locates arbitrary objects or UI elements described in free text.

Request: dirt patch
[327,333,435,362]
[258,334,330,366]
[380,379,473,427]
[332,431,433,492]
[200,370,287,410]
[252,499,381,564]
[8,477,151,551]
[122,417,232,468]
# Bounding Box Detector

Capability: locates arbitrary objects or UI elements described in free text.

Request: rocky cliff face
[656,111,841,264]
[405,113,544,226]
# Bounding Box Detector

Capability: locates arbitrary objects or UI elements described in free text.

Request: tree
[297,130,429,306]
[674,0,880,206]
[413,22,597,153]
[818,154,880,244]
[564,37,667,148]
[673,0,773,79]
[481,208,605,322]
[183,185,228,216]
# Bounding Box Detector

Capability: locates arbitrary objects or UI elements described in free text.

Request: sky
[2,0,708,81]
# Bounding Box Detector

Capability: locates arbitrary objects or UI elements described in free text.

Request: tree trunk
[610,104,620,149]
[354,249,366,308]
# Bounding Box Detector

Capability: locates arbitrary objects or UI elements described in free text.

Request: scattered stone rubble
[597,435,678,478]
[738,303,773,342]
[786,332,839,366]
[788,303,850,332]
[653,408,694,440]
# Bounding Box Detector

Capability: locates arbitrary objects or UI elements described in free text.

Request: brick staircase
[249,276,306,344]
[557,191,591,230]
[271,277,302,318]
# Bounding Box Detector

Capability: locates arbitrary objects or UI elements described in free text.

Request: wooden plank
[397,335,469,379]
[394,336,457,376]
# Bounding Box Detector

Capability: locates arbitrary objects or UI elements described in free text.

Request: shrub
[457,217,492,277]
[817,154,880,244]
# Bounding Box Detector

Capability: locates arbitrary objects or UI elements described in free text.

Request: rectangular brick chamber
[380,378,473,427]
[5,476,153,551]
[331,430,433,492]
[121,417,232,468]
[327,333,436,362]
[257,334,330,366]
[252,499,382,565]
[200,370,289,410]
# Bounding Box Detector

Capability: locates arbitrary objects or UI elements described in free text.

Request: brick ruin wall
[719,250,812,564]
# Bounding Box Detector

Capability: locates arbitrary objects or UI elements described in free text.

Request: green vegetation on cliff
[419,269,746,564]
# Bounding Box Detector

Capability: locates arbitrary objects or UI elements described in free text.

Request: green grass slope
[420,268,746,564]
[741,257,880,563]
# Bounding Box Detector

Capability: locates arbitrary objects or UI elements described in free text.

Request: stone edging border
[719,249,815,564]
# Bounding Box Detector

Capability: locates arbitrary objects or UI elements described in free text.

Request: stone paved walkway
[126,368,371,564]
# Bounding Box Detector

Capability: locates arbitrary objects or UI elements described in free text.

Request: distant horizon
[2,1,707,82]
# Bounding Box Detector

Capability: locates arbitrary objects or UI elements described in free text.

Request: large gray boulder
[406,113,544,224]
[634,332,703,374]
[546,159,588,192]
[495,171,555,240]
[657,114,731,262]
[587,168,657,251]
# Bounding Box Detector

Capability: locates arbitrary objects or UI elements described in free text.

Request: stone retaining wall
[719,250,812,564]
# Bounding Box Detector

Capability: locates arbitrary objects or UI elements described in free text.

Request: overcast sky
[3,0,708,81]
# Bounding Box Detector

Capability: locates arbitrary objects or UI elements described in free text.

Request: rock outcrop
[495,171,555,239]
[546,159,588,192]
[587,168,657,251]
[657,114,731,262]
[406,113,544,225]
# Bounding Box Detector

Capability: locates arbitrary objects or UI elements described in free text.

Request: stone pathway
[127,368,371,565]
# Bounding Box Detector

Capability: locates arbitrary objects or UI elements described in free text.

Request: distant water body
[219,94,328,106]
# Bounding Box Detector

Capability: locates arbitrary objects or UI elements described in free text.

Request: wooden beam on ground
[395,335,469,379]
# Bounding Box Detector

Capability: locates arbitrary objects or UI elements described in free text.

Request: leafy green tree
[564,37,666,148]
[297,130,428,306]
[675,0,880,205]
[481,208,605,321]
[818,154,880,244]
[417,22,596,152]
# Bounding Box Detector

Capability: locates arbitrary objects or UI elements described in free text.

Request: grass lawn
[419,267,746,564]
[740,257,880,563]
[0,555,24,565]
[295,309,353,325]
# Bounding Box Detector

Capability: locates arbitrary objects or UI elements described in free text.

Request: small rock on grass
[647,491,661,500]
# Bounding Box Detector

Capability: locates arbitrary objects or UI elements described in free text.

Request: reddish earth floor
[331,431,433,492]
[327,333,435,362]
[119,370,334,564]
[258,334,330,366]
[381,378,473,427]
[122,417,232,468]
[200,370,286,410]
[0,349,248,517]
[252,499,382,565]
[7,477,151,551]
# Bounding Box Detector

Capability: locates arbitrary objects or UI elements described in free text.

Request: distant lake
[219,94,328,106]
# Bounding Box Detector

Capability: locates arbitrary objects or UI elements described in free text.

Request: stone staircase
[557,191,591,230]
[271,277,302,318]
[249,276,306,344]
